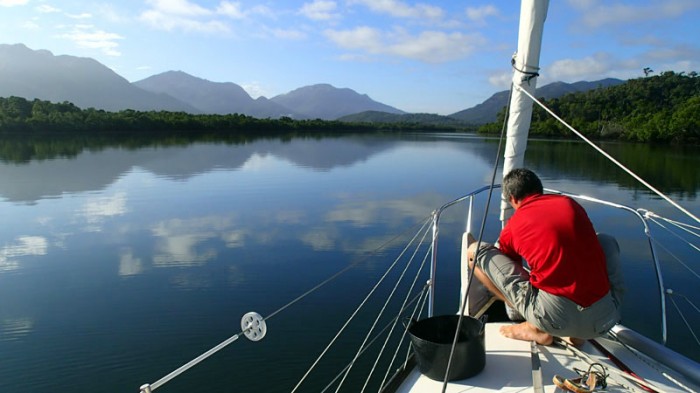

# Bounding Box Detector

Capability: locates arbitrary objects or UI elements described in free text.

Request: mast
[500,0,549,223]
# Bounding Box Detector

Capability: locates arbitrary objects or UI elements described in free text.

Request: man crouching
[468,168,623,345]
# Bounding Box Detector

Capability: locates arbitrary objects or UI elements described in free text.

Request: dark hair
[503,168,543,201]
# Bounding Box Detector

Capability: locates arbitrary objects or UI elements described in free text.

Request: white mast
[501,0,549,223]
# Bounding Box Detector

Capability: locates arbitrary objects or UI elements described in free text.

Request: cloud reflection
[151,216,239,267]
[0,236,48,272]
[301,228,338,251]
[80,192,127,232]
[119,248,143,276]
[326,193,440,227]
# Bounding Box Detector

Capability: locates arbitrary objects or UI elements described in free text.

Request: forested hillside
[480,71,699,143]
[1,71,698,144]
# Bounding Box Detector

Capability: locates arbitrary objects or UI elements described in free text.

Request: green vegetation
[0,96,459,138]
[2,70,698,145]
[479,71,700,144]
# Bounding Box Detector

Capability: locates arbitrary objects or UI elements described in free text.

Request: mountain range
[0,43,623,123]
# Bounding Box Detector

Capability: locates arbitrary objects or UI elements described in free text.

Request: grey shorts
[474,235,621,339]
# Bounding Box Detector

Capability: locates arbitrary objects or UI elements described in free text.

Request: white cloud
[389,30,484,62]
[58,25,124,56]
[35,4,60,13]
[146,0,212,17]
[140,0,229,33]
[488,71,511,89]
[267,27,307,40]
[568,0,700,28]
[217,1,246,19]
[242,81,269,98]
[545,53,612,82]
[325,26,485,63]
[66,12,93,19]
[21,19,40,30]
[300,0,339,21]
[0,0,28,6]
[325,26,383,53]
[349,0,443,21]
[140,9,229,33]
[466,5,499,24]
[141,0,273,33]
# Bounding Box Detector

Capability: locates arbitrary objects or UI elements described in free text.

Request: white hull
[395,323,699,393]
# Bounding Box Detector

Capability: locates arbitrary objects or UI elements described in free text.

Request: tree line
[479,71,700,144]
[1,70,697,144]
[0,96,457,138]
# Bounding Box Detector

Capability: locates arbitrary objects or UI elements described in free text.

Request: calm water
[0,133,698,393]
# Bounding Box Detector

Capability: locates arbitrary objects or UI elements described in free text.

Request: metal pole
[428,210,439,317]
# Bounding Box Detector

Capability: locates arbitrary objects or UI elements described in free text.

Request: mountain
[449,78,624,124]
[270,84,405,120]
[0,43,197,112]
[134,71,300,118]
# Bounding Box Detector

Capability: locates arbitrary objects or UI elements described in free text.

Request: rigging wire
[318,287,429,393]
[266,215,432,322]
[379,283,431,390]
[291,216,433,393]
[140,215,433,393]
[667,292,700,349]
[360,231,434,392]
[334,220,433,393]
[514,84,700,225]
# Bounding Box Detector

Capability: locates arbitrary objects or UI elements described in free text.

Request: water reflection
[0,135,697,204]
[0,318,34,342]
[0,236,47,271]
[0,134,697,393]
[118,248,143,276]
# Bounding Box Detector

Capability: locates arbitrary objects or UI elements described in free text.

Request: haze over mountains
[1,43,623,124]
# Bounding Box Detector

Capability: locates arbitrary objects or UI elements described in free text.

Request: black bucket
[407,315,485,381]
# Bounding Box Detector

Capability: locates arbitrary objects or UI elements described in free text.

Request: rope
[556,338,669,393]
[335,221,432,392]
[513,84,700,225]
[644,212,700,234]
[291,217,433,393]
[647,214,700,255]
[511,56,540,84]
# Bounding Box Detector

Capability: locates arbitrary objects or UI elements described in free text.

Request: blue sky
[1,0,699,114]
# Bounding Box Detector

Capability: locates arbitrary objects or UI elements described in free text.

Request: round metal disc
[241,312,267,342]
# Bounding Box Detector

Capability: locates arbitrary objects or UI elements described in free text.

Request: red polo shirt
[498,194,610,307]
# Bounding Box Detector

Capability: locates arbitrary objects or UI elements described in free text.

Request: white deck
[395,323,698,393]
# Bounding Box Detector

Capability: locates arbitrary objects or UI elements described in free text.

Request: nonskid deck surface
[396,323,696,393]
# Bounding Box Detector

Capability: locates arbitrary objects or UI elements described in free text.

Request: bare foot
[563,337,586,348]
[500,322,553,345]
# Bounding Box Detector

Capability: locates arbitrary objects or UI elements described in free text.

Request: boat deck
[395,323,697,393]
